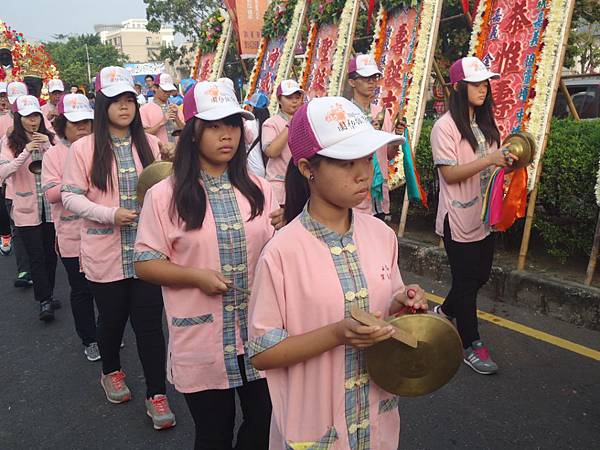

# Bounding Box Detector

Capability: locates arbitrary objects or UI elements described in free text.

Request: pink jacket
[61,133,161,282]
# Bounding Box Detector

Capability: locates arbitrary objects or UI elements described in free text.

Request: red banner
[303,24,339,99]
[233,0,269,58]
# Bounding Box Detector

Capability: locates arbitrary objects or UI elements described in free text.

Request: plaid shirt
[31,148,52,223]
[112,134,139,279]
[471,120,492,233]
[300,206,372,450]
[202,170,261,388]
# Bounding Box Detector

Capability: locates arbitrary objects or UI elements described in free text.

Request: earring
[309,174,315,181]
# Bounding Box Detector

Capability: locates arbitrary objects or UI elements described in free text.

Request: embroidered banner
[370,0,444,189]
[469,0,576,189]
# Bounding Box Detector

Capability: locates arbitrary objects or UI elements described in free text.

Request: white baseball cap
[183,79,254,122]
[276,79,303,97]
[12,95,42,117]
[217,77,235,91]
[57,93,94,122]
[48,79,65,93]
[288,96,404,164]
[156,73,177,92]
[95,66,136,98]
[7,81,28,104]
[0,82,7,94]
[450,56,500,84]
[348,54,382,78]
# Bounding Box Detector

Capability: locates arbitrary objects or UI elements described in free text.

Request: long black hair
[8,112,55,157]
[171,115,265,230]
[91,91,155,192]
[283,155,326,224]
[449,80,500,152]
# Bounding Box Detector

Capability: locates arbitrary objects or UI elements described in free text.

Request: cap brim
[463,71,500,82]
[101,84,137,98]
[18,107,43,117]
[317,129,405,161]
[64,111,94,122]
[196,106,255,122]
[356,67,383,77]
[49,89,64,93]
[160,83,177,92]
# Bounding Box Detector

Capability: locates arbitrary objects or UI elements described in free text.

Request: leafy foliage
[262,0,299,39]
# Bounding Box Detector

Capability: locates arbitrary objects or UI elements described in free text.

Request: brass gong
[365,313,462,397]
[136,161,173,205]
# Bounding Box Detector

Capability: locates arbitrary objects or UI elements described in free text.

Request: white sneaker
[84,342,101,361]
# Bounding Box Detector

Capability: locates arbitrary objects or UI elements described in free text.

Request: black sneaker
[50,299,62,310]
[39,301,55,322]
[14,272,33,288]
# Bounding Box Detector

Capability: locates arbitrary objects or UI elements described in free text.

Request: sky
[2,0,149,43]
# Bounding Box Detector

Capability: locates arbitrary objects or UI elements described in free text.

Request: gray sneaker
[464,340,498,375]
[145,394,176,430]
[84,342,101,362]
[100,370,131,403]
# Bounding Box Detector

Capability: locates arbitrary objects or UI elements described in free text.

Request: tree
[435,0,472,75]
[563,0,600,73]
[44,34,128,89]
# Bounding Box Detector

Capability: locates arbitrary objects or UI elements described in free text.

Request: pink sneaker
[145,394,176,430]
[100,370,132,403]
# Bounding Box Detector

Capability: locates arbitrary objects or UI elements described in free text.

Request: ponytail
[283,155,325,223]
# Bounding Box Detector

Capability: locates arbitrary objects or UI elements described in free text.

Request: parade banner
[300,0,361,99]
[469,0,576,190]
[246,0,308,114]
[370,0,443,190]
[235,0,269,58]
[191,9,233,81]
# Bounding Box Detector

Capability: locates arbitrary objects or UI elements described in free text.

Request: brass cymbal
[136,161,173,205]
[28,160,42,175]
[365,313,462,397]
[503,133,535,169]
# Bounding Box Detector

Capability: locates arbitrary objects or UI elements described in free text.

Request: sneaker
[100,370,132,404]
[39,301,55,322]
[14,272,33,288]
[433,304,454,321]
[463,340,498,375]
[84,342,101,362]
[0,234,11,255]
[145,394,176,430]
[120,340,125,349]
[50,298,62,310]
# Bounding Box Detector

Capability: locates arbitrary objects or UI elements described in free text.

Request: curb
[398,237,600,331]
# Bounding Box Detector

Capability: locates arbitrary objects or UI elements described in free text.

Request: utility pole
[85,43,92,86]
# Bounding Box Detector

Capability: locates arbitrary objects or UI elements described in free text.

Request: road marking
[426,293,600,362]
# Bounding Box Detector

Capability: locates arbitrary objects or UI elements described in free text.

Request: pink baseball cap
[348,54,382,78]
[183,79,255,123]
[156,73,177,92]
[95,66,136,98]
[288,96,404,165]
[449,56,499,84]
[48,79,65,93]
[57,93,94,122]
[7,81,28,104]
[276,79,303,97]
[12,95,42,116]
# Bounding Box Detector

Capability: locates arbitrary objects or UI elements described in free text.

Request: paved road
[1,252,599,449]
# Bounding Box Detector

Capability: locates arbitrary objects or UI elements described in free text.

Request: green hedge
[403,118,600,260]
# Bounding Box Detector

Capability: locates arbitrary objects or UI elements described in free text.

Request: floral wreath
[262,0,299,39]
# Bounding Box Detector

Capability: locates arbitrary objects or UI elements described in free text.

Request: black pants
[61,257,97,346]
[89,278,166,398]
[442,215,495,348]
[184,356,272,450]
[5,199,31,274]
[18,221,57,302]
[0,186,11,236]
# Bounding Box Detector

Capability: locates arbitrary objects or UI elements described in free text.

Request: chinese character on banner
[233,0,270,58]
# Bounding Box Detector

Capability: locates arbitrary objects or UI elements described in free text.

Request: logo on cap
[325,103,368,133]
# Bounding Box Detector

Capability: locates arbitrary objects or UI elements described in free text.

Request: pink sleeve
[61,141,117,224]
[248,248,288,357]
[140,104,152,128]
[0,142,31,181]
[389,229,405,311]
[146,133,161,160]
[244,122,254,145]
[431,118,459,166]
[261,120,279,153]
[41,147,63,204]
[134,185,172,261]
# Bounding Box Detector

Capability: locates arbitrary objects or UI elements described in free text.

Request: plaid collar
[110,132,131,147]
[200,169,230,186]
[299,203,355,246]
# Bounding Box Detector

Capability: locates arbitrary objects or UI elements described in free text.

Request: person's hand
[47,110,57,122]
[392,284,428,311]
[25,141,40,153]
[158,142,176,161]
[334,311,396,348]
[269,208,286,230]
[487,145,519,168]
[32,132,49,146]
[167,104,179,120]
[114,208,138,226]
[394,119,407,136]
[195,269,231,296]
